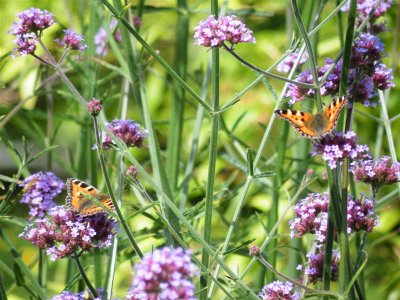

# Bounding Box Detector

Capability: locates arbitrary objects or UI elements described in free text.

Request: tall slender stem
[92,116,143,258]
[74,254,98,298]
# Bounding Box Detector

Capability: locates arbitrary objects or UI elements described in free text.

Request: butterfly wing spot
[275,109,318,138]
[323,97,347,134]
[66,178,114,216]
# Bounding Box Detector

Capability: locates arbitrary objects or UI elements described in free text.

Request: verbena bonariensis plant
[1,1,398,299]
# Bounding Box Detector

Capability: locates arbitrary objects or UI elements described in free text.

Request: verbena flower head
[351,156,400,193]
[127,247,198,300]
[312,131,371,169]
[299,249,340,284]
[194,15,255,48]
[57,29,87,51]
[87,98,103,116]
[276,50,308,73]
[342,0,393,18]
[289,192,329,244]
[259,281,300,300]
[126,165,139,177]
[94,19,122,55]
[349,74,377,107]
[9,8,55,36]
[347,194,378,233]
[51,289,105,300]
[101,119,148,150]
[19,172,64,218]
[249,245,261,256]
[351,33,385,71]
[372,63,395,90]
[12,33,37,57]
[19,206,117,261]
[319,58,345,97]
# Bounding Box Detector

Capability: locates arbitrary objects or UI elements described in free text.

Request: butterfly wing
[274,109,318,138]
[323,97,347,134]
[66,178,114,216]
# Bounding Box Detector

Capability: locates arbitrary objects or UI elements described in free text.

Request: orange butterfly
[66,178,114,216]
[274,97,347,139]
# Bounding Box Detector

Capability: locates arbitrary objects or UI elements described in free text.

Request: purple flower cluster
[312,131,371,169]
[101,119,148,150]
[8,8,55,57]
[298,249,340,284]
[87,98,103,116]
[351,156,400,193]
[259,281,300,300]
[347,194,378,233]
[194,15,256,48]
[57,29,87,51]
[342,0,393,32]
[289,192,329,244]
[9,8,55,36]
[286,34,394,107]
[51,289,104,300]
[342,0,393,18]
[277,50,308,73]
[94,19,122,56]
[19,206,117,261]
[290,192,378,245]
[127,247,198,300]
[19,172,64,218]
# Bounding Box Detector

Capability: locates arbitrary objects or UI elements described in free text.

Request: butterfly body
[274,97,347,139]
[66,178,114,216]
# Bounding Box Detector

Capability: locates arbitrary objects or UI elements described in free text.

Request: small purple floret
[259,280,300,300]
[300,249,340,284]
[312,131,371,169]
[351,156,400,192]
[57,29,87,51]
[19,172,64,218]
[19,206,117,261]
[101,119,148,150]
[127,247,198,300]
[194,15,256,48]
[277,50,308,73]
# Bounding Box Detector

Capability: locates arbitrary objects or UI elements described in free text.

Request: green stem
[291,0,322,111]
[200,7,220,298]
[74,254,98,298]
[222,44,316,89]
[92,116,143,258]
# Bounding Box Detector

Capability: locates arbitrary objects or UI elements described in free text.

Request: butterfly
[274,97,347,139]
[66,178,114,216]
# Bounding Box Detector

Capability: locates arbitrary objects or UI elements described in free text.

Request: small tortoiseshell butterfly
[66,178,114,216]
[274,97,347,139]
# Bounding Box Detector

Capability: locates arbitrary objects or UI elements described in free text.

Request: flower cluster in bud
[19,172,64,218]
[127,247,198,300]
[101,119,148,150]
[259,281,300,300]
[87,98,103,116]
[19,206,117,261]
[312,131,371,169]
[194,15,256,48]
